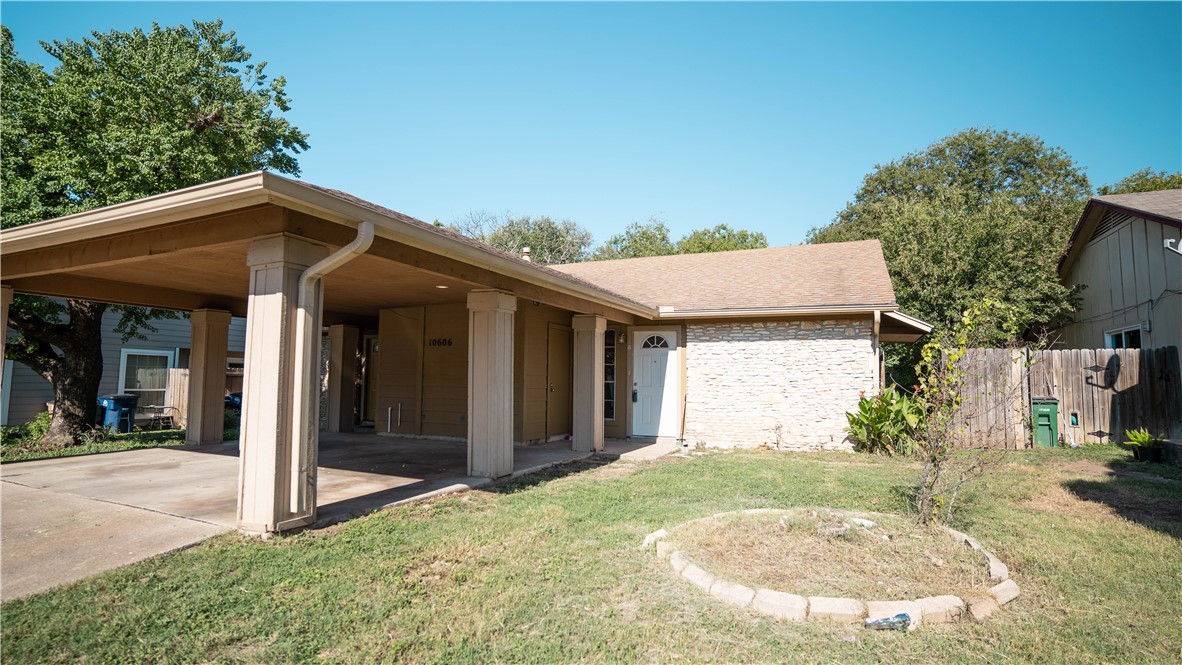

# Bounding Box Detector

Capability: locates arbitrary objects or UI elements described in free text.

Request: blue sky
[4,2,1180,247]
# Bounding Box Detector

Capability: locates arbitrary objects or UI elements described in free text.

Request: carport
[0,172,656,534]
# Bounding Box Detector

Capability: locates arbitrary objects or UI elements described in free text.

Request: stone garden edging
[643,508,1019,629]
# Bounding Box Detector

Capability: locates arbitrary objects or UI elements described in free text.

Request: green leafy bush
[1124,427,1165,448]
[0,410,52,448]
[845,386,924,456]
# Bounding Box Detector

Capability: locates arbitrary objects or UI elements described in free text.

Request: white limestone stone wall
[683,319,876,450]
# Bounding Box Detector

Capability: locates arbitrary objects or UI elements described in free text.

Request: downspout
[290,221,375,515]
[873,309,883,390]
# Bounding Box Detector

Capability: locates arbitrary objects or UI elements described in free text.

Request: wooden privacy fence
[163,368,245,428]
[954,346,1182,447]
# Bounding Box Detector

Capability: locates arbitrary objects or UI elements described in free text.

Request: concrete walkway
[1,434,670,600]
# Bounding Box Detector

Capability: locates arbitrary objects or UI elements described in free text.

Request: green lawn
[2,446,1180,663]
[0,428,189,463]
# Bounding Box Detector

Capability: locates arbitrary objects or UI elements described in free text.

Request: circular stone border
[642,508,1019,629]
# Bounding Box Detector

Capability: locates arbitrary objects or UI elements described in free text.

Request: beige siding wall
[375,304,469,439]
[374,299,572,444]
[682,318,876,450]
[516,301,573,444]
[4,308,246,426]
[376,307,425,435]
[1060,215,1182,352]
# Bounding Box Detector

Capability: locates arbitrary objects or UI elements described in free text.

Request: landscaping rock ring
[643,508,1019,629]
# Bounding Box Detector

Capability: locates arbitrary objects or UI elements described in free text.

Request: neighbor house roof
[551,240,899,317]
[1059,188,1182,275]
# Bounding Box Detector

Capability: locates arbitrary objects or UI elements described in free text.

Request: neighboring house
[0,172,931,534]
[2,310,247,427]
[1057,189,1182,351]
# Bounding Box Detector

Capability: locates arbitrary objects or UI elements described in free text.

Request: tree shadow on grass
[483,456,619,495]
[1062,473,1182,540]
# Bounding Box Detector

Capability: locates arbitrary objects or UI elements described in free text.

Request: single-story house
[0,172,930,534]
[1057,188,1182,351]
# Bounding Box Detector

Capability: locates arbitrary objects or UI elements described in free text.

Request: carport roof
[0,171,655,320]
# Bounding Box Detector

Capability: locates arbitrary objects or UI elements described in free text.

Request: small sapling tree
[911,300,1043,525]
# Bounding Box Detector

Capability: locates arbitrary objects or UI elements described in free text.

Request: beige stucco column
[238,234,329,534]
[467,289,516,478]
[326,324,359,433]
[186,309,232,445]
[0,285,12,370]
[571,314,606,452]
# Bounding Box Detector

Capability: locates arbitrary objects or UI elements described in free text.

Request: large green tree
[453,212,593,265]
[1096,168,1182,195]
[808,128,1091,384]
[1,21,308,446]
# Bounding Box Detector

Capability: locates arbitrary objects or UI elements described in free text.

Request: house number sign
[428,338,454,347]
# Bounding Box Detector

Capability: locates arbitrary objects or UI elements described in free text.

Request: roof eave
[655,303,899,319]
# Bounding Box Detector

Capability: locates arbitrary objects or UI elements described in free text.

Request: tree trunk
[6,298,107,448]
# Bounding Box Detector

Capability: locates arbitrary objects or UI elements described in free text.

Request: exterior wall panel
[682,318,876,450]
[1059,214,1182,353]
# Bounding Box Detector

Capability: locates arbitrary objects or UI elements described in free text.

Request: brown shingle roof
[1093,189,1182,224]
[550,241,898,313]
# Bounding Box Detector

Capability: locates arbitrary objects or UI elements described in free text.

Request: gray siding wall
[683,319,877,451]
[3,309,246,426]
[1060,214,1182,352]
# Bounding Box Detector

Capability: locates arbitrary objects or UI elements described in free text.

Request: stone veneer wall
[683,319,876,450]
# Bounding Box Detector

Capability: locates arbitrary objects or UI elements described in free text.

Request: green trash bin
[1032,397,1059,448]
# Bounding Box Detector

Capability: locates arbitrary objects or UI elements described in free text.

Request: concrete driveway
[1,434,668,601]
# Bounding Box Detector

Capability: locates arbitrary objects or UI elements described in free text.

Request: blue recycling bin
[97,394,139,433]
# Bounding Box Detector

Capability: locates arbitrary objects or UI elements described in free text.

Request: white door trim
[629,327,682,438]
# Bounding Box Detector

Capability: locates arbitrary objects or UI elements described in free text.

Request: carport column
[571,315,607,452]
[467,290,516,478]
[326,324,359,433]
[0,285,11,370]
[238,234,329,534]
[187,309,232,445]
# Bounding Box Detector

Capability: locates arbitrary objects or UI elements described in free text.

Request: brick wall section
[684,319,876,451]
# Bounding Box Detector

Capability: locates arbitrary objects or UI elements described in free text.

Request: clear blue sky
[4,2,1180,247]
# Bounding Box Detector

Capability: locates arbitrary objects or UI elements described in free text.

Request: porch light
[435,285,449,289]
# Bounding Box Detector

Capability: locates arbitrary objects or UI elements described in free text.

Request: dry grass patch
[674,510,991,600]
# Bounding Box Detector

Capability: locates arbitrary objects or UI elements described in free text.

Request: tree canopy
[591,219,767,260]
[1096,168,1182,196]
[675,223,768,254]
[591,219,677,260]
[807,128,1092,384]
[1,20,308,445]
[453,212,593,265]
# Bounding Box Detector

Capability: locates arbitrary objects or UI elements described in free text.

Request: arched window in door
[641,335,669,349]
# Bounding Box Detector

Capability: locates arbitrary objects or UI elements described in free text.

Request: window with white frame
[1105,326,1142,349]
[118,349,175,413]
[604,330,616,420]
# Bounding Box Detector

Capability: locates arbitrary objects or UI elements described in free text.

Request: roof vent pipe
[521,247,532,262]
[289,221,375,515]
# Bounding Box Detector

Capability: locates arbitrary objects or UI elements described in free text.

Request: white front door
[631,330,680,437]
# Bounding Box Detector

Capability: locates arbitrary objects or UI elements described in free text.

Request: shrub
[845,385,923,455]
[0,410,52,448]
[1124,427,1165,448]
